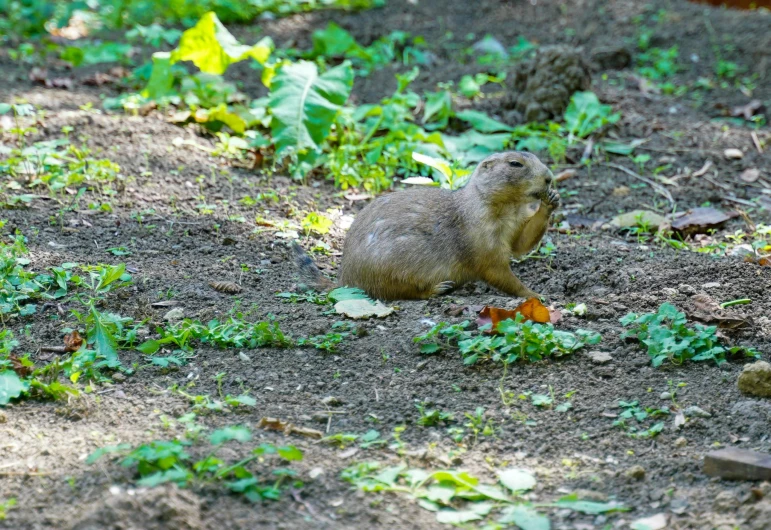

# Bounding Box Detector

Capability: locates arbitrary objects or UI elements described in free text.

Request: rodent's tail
[290,242,335,291]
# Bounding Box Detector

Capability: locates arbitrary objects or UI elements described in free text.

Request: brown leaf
[731,100,764,121]
[690,160,713,178]
[209,281,242,294]
[739,168,760,183]
[9,355,33,377]
[63,330,83,352]
[671,208,736,236]
[446,304,484,317]
[477,298,552,330]
[688,293,749,330]
[257,417,323,439]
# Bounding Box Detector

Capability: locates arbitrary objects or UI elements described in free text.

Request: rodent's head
[468,151,554,205]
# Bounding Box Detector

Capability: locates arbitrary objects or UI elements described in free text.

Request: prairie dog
[294,151,560,300]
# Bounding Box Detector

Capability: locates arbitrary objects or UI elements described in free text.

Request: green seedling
[416,402,454,427]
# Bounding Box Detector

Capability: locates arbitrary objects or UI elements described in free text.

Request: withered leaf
[739,168,760,183]
[688,293,749,330]
[671,208,736,236]
[209,281,242,294]
[477,298,553,331]
[10,355,34,377]
[731,100,763,121]
[257,417,323,439]
[63,330,83,352]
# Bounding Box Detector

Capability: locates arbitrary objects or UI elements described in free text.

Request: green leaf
[137,339,161,355]
[210,426,252,445]
[142,52,174,99]
[554,495,628,514]
[170,12,273,75]
[97,263,126,291]
[85,443,132,464]
[458,75,482,98]
[412,152,453,179]
[0,370,27,405]
[455,110,513,133]
[277,446,303,461]
[89,306,119,366]
[499,505,551,530]
[564,91,620,139]
[436,509,483,524]
[420,343,441,354]
[231,394,256,407]
[423,90,452,129]
[269,60,354,162]
[498,468,536,493]
[328,287,368,303]
[311,23,358,57]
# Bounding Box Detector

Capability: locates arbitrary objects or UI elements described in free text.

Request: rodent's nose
[543,171,554,186]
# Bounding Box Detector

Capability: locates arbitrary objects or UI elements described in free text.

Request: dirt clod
[624,465,646,481]
[506,45,592,122]
[737,361,771,398]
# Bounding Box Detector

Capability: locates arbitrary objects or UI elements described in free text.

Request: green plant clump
[414,314,601,366]
[620,303,760,367]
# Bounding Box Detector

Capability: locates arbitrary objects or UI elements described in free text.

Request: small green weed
[342,462,626,527]
[620,303,760,367]
[88,425,302,501]
[414,315,601,366]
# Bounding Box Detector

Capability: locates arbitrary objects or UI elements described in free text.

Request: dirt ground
[1,0,770,529]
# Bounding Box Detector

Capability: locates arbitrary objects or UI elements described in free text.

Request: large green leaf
[170,12,273,75]
[455,110,513,133]
[499,505,551,530]
[0,370,27,405]
[143,52,174,99]
[498,468,536,493]
[89,306,119,367]
[268,60,354,161]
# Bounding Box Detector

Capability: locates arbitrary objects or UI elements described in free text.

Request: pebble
[677,283,696,295]
[322,396,342,407]
[630,513,666,530]
[724,148,744,159]
[713,491,739,512]
[586,351,613,364]
[684,405,711,418]
[163,307,185,321]
[660,392,672,400]
[112,372,126,382]
[624,465,646,481]
[674,437,688,448]
[238,352,251,362]
[702,282,721,289]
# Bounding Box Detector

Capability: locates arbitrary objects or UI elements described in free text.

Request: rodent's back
[339,187,470,299]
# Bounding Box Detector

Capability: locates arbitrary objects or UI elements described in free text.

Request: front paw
[543,188,560,211]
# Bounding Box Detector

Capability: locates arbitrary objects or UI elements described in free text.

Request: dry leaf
[344,193,372,202]
[257,417,323,439]
[9,355,33,377]
[477,298,552,330]
[688,293,749,330]
[739,168,760,183]
[63,330,83,352]
[209,281,242,294]
[731,100,763,121]
[671,208,736,236]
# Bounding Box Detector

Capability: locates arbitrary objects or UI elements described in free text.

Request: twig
[39,346,67,354]
[374,386,379,402]
[290,489,326,522]
[752,131,763,154]
[0,471,49,477]
[601,163,675,210]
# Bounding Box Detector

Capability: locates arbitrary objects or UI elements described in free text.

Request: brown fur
[336,151,560,300]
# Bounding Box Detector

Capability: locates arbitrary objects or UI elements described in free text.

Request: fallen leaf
[671,208,736,236]
[9,355,33,378]
[335,299,393,319]
[724,148,744,160]
[344,193,372,202]
[688,293,749,330]
[209,281,242,294]
[674,411,685,430]
[477,298,552,330]
[731,100,763,121]
[63,330,83,352]
[258,417,288,431]
[257,417,324,439]
[739,168,760,183]
[631,513,667,530]
[609,210,666,229]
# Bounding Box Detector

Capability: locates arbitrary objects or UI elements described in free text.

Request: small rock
[674,437,687,448]
[677,283,696,295]
[112,372,126,382]
[0,410,6,423]
[309,467,324,479]
[713,491,739,512]
[586,351,613,364]
[741,499,771,530]
[702,282,721,289]
[238,352,251,362]
[322,396,342,407]
[662,287,677,297]
[591,45,632,70]
[630,513,666,530]
[311,413,329,423]
[724,148,744,160]
[624,465,646,481]
[660,391,672,400]
[684,405,712,418]
[610,210,666,230]
[738,361,771,398]
[163,307,185,321]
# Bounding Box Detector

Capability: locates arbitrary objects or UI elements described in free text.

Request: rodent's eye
[509,160,524,168]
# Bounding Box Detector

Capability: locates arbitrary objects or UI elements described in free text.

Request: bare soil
[1,1,770,529]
